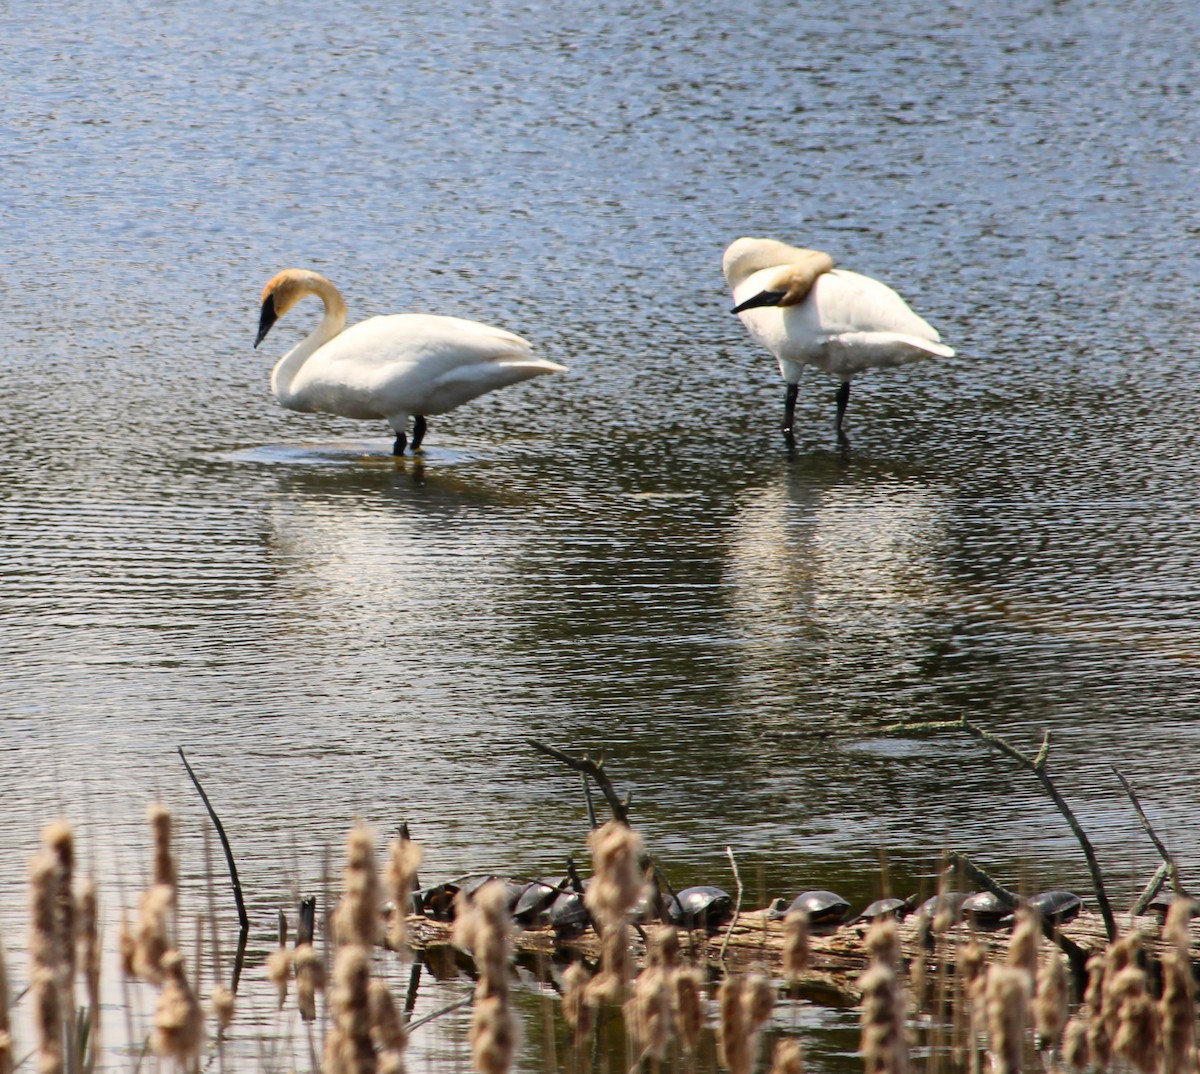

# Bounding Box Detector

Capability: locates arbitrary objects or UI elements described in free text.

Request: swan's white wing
[422,359,568,415]
[811,270,950,346]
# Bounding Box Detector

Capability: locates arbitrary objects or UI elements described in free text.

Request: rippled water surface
[3,0,1199,1068]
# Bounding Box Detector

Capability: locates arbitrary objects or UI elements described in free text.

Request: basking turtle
[771,890,851,930]
[961,891,1011,928]
[513,877,568,928]
[1023,890,1083,927]
[919,891,971,926]
[667,886,735,931]
[851,896,914,925]
[548,881,592,936]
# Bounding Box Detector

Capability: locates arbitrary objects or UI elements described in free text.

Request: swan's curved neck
[271,277,348,404]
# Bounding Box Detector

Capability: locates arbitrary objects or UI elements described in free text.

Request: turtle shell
[548,882,592,936]
[961,891,1010,927]
[859,897,911,922]
[666,886,734,930]
[787,890,851,926]
[513,878,567,926]
[1026,890,1082,926]
[920,891,970,924]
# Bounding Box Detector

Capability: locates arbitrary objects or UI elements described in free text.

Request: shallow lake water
[2,0,1199,1069]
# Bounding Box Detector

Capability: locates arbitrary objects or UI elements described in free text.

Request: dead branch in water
[1112,766,1188,900]
[527,740,630,825]
[891,717,1117,942]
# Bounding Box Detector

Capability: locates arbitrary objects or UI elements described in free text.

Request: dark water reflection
[2,0,1199,1068]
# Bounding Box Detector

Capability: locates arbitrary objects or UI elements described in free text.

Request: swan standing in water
[254,269,566,454]
[722,237,954,442]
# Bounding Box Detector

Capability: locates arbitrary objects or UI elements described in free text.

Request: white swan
[722,237,954,442]
[254,269,566,454]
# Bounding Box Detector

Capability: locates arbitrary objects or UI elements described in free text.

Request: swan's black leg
[392,429,407,456]
[835,381,851,440]
[782,383,799,437]
[410,415,428,452]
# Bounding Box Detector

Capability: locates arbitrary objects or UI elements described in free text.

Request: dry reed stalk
[860,963,908,1074]
[324,945,375,1074]
[152,950,204,1063]
[1160,900,1197,1074]
[675,966,705,1055]
[984,965,1030,1074]
[1109,965,1160,1074]
[584,822,644,927]
[770,1038,804,1074]
[295,943,326,1022]
[384,837,423,950]
[333,824,381,948]
[561,963,596,1048]
[1034,954,1068,1054]
[32,967,63,1074]
[783,909,810,979]
[266,948,292,1010]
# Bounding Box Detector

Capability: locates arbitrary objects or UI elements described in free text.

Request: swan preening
[722,237,954,442]
[254,269,565,455]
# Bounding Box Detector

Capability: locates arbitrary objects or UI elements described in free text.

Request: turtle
[771,890,851,930]
[851,896,914,925]
[548,881,592,936]
[919,891,971,926]
[667,886,735,931]
[961,891,1012,928]
[1024,890,1083,927]
[512,877,568,927]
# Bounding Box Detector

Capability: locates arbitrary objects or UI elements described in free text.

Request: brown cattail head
[148,804,177,891]
[454,882,512,999]
[1111,965,1161,1074]
[42,822,76,987]
[866,918,902,972]
[210,985,235,1033]
[333,824,381,948]
[152,950,204,1062]
[584,821,645,927]
[385,837,424,950]
[1100,933,1143,1036]
[266,948,292,1009]
[860,962,908,1074]
[1063,1016,1089,1071]
[718,975,751,1074]
[325,945,375,1074]
[369,978,408,1055]
[1006,907,1039,986]
[675,966,705,1054]
[985,965,1031,1074]
[1161,929,1197,1074]
[783,909,810,979]
[770,1038,804,1074]
[32,967,63,1074]
[959,939,988,999]
[743,974,775,1030]
[469,993,517,1074]
[585,920,631,1005]
[1035,954,1069,1051]
[562,962,596,1047]
[648,926,680,970]
[295,943,326,1023]
[1085,953,1113,1073]
[134,883,175,982]
[625,965,674,1061]
[28,851,60,980]
[1164,898,1195,951]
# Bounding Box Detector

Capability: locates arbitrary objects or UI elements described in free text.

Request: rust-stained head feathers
[256,269,345,348]
[723,237,835,311]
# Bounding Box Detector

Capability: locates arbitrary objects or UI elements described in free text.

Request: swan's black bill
[731,290,786,315]
[254,297,278,348]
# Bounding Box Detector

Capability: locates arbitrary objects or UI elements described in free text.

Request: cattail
[1005,908,1039,986]
[585,920,631,1004]
[625,964,673,1061]
[42,823,76,988]
[959,939,987,998]
[266,948,292,1009]
[652,926,680,969]
[469,993,517,1074]
[675,966,706,1054]
[0,935,11,1074]
[152,950,204,1062]
[770,1038,804,1074]
[866,919,901,972]
[325,945,375,1074]
[384,836,423,950]
[134,884,175,982]
[369,978,408,1056]
[454,882,512,998]
[148,804,177,891]
[1161,899,1197,1074]
[1034,954,1068,1052]
[1062,1017,1089,1072]
[985,965,1030,1074]
[744,974,775,1030]
[719,975,752,1074]
[860,963,908,1074]
[783,909,810,978]
[584,821,644,927]
[28,851,60,977]
[562,962,596,1047]
[295,943,326,1022]
[333,824,380,948]
[32,968,63,1074]
[78,880,100,1057]
[210,985,235,1032]
[1110,965,1160,1074]
[1084,954,1112,1073]
[1100,933,1142,1038]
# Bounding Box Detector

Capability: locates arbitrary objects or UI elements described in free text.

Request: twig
[405,996,474,1032]
[527,740,630,825]
[177,748,249,932]
[1131,862,1170,917]
[1112,766,1186,897]
[581,773,598,830]
[897,718,1116,942]
[718,846,743,964]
